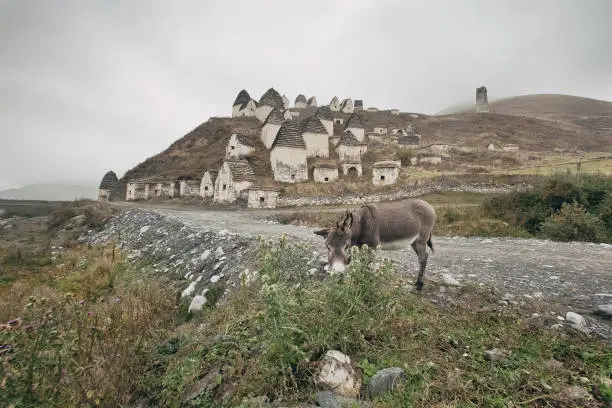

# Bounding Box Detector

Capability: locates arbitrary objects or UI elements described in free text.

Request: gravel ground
[115,202,612,339]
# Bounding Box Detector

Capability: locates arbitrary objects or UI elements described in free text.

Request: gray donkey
[314,199,436,290]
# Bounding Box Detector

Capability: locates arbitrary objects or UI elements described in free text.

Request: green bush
[540,202,607,243]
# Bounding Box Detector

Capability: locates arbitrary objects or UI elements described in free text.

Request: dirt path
[115,202,612,338]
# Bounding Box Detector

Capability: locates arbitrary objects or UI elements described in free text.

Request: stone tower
[476,86,489,113]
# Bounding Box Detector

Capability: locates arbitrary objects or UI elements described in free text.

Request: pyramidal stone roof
[233,131,256,147]
[315,106,333,120]
[99,171,119,189]
[346,114,365,129]
[272,120,306,149]
[204,169,219,184]
[263,108,285,126]
[301,117,328,134]
[225,160,256,182]
[341,98,353,108]
[330,96,339,104]
[259,88,284,109]
[338,130,361,146]
[233,89,251,106]
[307,96,317,105]
[295,94,307,104]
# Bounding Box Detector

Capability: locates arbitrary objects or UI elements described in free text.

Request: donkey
[314,199,436,291]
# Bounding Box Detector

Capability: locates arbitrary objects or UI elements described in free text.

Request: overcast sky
[1,0,611,190]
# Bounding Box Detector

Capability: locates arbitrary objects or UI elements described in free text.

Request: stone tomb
[247,187,280,208]
[372,161,400,186]
[312,163,339,183]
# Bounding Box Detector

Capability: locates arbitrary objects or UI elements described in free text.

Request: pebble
[441,274,460,286]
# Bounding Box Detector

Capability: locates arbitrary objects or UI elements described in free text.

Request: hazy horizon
[2,0,612,190]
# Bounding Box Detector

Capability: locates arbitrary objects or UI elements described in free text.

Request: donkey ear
[341,212,353,231]
[314,228,329,238]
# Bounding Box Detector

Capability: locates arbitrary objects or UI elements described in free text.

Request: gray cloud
[1,0,611,189]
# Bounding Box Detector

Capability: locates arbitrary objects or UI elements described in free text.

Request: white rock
[200,250,211,261]
[565,312,586,327]
[181,282,196,298]
[195,276,203,283]
[139,226,150,234]
[210,275,221,283]
[441,274,461,286]
[188,295,207,313]
[593,304,612,318]
[215,247,224,257]
[316,350,362,398]
[218,229,230,236]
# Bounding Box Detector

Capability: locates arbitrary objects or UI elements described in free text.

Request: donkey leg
[412,241,428,291]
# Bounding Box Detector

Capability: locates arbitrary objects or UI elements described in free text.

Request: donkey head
[314,210,354,272]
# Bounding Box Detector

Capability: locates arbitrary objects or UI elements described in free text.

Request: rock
[317,390,371,408]
[182,368,221,402]
[181,282,196,298]
[441,274,460,286]
[566,311,590,333]
[210,275,221,283]
[531,313,540,318]
[484,348,511,362]
[367,367,406,397]
[579,376,590,384]
[501,293,515,301]
[188,295,206,313]
[551,323,564,330]
[593,304,612,318]
[497,300,508,307]
[564,385,592,402]
[215,246,224,257]
[316,350,362,398]
[200,250,211,261]
[139,225,150,234]
[218,229,230,236]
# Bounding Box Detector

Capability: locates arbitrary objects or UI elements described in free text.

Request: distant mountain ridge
[0,184,97,201]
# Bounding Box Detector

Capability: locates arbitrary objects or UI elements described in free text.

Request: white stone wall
[226,133,255,158]
[336,144,366,161]
[367,134,384,143]
[232,101,256,117]
[261,123,281,149]
[232,104,241,117]
[341,99,354,113]
[419,156,442,165]
[270,146,308,182]
[347,127,365,143]
[390,109,400,115]
[341,163,363,178]
[320,118,333,136]
[200,173,215,198]
[126,183,147,200]
[295,101,307,109]
[313,167,339,183]
[98,189,111,202]
[273,161,308,183]
[282,95,289,109]
[502,145,519,152]
[247,189,279,208]
[213,162,253,202]
[302,132,329,158]
[255,105,274,122]
[373,127,387,134]
[330,98,340,111]
[429,144,455,153]
[333,118,344,125]
[372,167,399,186]
[329,136,340,146]
[179,180,200,196]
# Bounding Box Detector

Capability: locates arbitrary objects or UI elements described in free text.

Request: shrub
[540,202,607,243]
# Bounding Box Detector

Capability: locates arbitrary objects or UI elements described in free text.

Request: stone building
[144,178,180,199]
[418,156,442,165]
[261,109,285,149]
[98,170,119,201]
[282,94,290,109]
[398,133,420,148]
[226,131,256,159]
[345,114,365,142]
[372,161,400,186]
[247,187,280,209]
[256,88,285,122]
[314,106,334,135]
[312,163,339,183]
[301,116,329,158]
[330,96,340,111]
[390,109,400,115]
[214,160,256,203]
[340,98,354,113]
[476,86,489,113]
[354,100,363,110]
[373,126,388,135]
[336,130,367,161]
[200,170,218,198]
[270,120,308,182]
[232,89,257,117]
[341,161,363,178]
[126,180,147,200]
[295,94,308,109]
[307,96,317,107]
[329,135,340,146]
[333,117,344,125]
[179,179,200,196]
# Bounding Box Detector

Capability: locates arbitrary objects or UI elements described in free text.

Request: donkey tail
[427,236,434,253]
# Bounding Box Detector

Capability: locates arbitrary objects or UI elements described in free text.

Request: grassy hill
[120,95,612,184]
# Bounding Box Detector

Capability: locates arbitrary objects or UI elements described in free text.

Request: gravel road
[117,202,612,338]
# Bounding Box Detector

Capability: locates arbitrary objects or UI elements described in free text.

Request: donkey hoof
[415,281,424,291]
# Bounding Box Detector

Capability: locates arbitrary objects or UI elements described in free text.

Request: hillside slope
[0,184,97,201]
[489,94,612,118]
